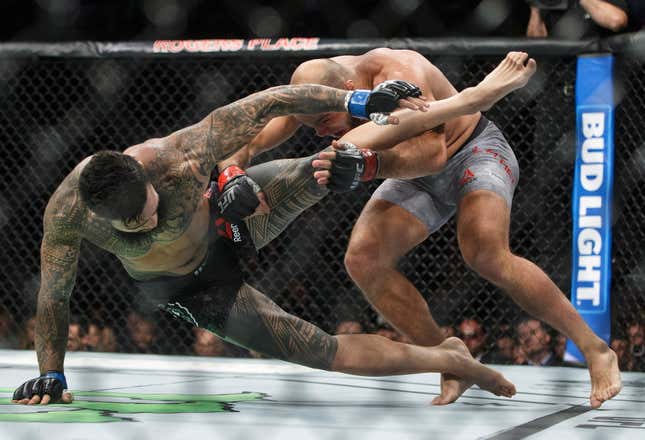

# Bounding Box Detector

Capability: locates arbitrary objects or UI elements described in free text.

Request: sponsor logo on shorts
[471,145,516,184]
[230,223,242,243]
[459,168,476,186]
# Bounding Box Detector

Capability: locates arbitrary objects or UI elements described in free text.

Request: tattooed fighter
[13,64,525,406]
[221,50,622,409]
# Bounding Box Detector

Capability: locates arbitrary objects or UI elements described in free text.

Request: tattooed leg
[245,150,329,250]
[165,282,516,398]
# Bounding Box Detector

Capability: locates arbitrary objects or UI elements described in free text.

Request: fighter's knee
[344,238,381,281]
[460,243,510,282]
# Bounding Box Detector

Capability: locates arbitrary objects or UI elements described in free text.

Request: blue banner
[565,55,615,363]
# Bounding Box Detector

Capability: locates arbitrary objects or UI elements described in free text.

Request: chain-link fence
[612,55,645,371]
[0,41,642,370]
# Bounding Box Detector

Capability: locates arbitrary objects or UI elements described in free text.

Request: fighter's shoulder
[131,139,209,182]
[363,48,433,68]
[45,160,89,226]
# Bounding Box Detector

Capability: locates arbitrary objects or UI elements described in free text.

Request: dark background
[0,0,530,41]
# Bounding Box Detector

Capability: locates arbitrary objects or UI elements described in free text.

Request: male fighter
[221,49,621,409]
[12,56,533,406]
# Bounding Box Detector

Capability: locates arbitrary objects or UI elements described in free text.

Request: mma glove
[217,165,261,223]
[345,80,422,124]
[13,371,68,402]
[326,142,380,193]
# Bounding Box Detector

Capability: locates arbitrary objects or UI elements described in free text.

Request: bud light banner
[565,55,614,362]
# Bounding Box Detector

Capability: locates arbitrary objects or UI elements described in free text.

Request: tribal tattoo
[224,284,338,370]
[36,175,85,373]
[244,150,330,250]
[176,84,348,174]
[163,283,338,370]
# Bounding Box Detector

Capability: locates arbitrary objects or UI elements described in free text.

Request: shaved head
[290,59,352,89]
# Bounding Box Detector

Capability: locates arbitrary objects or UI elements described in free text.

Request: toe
[431,395,449,406]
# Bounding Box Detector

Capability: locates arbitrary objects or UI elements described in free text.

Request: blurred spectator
[513,344,527,365]
[457,318,487,361]
[193,328,229,357]
[67,315,87,352]
[335,320,363,335]
[526,0,628,39]
[627,322,645,371]
[553,334,567,361]
[610,338,633,371]
[374,325,400,341]
[20,316,37,350]
[0,305,21,349]
[516,318,560,366]
[481,325,515,364]
[124,311,162,354]
[85,322,119,353]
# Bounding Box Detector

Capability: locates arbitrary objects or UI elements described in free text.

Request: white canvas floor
[0,350,643,440]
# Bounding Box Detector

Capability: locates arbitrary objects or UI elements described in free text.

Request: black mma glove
[13,371,68,402]
[217,165,261,223]
[346,80,422,124]
[326,142,380,193]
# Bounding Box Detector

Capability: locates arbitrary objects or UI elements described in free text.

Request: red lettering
[272,38,290,50]
[247,39,264,50]
[152,40,169,52]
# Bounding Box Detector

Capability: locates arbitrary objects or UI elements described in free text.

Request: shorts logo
[471,145,516,184]
[459,168,476,186]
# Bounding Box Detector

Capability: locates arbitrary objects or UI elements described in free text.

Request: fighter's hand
[346,79,427,125]
[12,372,73,405]
[217,166,270,222]
[312,141,380,192]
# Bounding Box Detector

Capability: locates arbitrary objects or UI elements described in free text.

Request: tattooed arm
[218,115,302,171]
[169,84,350,175]
[35,179,85,375]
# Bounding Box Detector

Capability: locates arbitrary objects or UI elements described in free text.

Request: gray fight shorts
[371,116,519,233]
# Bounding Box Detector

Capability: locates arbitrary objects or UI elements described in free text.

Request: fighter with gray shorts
[372,116,519,233]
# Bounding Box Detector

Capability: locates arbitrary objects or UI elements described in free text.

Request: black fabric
[160,284,241,335]
[135,177,245,308]
[135,237,244,305]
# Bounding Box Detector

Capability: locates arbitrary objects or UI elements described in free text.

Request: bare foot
[472,51,537,111]
[587,346,622,408]
[432,372,474,406]
[439,337,516,400]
